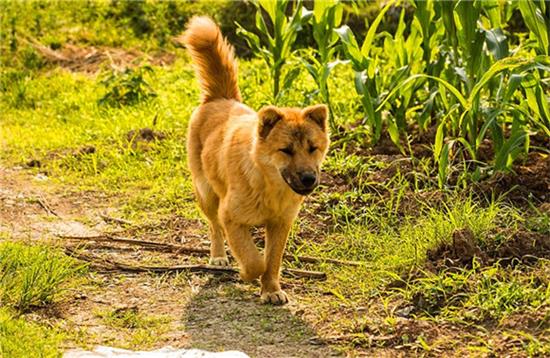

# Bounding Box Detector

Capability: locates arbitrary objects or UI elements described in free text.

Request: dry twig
[99,212,134,226]
[65,248,326,280]
[35,195,59,217]
[57,234,364,266]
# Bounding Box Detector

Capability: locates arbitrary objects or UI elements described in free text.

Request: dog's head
[254,104,330,196]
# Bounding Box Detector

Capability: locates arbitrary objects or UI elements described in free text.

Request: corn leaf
[518,0,549,55]
[360,0,396,57]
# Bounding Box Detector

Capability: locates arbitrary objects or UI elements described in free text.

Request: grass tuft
[0,241,86,312]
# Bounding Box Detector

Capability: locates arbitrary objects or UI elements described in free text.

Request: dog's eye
[280,147,294,155]
[309,146,317,154]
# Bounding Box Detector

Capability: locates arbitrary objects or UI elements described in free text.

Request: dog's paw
[261,290,289,305]
[209,257,230,266]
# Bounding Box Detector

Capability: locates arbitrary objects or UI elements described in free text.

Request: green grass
[0,241,86,312]
[291,197,513,296]
[399,261,549,321]
[0,307,64,358]
[0,241,86,357]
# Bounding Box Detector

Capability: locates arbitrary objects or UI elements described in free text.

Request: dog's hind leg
[195,179,229,266]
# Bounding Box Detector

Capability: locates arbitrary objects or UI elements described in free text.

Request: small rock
[34,173,49,181]
[395,305,415,318]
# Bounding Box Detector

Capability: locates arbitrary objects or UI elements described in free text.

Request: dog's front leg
[222,219,266,282]
[261,220,292,305]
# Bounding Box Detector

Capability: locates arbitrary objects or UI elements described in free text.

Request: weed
[98,65,157,107]
[97,306,169,330]
[96,307,171,349]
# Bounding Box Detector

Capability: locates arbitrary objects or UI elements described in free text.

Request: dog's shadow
[182,275,336,357]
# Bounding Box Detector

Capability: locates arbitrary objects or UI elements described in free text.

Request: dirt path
[0,165,337,357]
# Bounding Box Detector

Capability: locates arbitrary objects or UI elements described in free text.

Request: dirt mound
[125,128,167,151]
[126,128,167,143]
[475,152,550,204]
[25,145,97,169]
[426,227,550,271]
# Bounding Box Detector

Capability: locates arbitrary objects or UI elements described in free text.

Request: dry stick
[57,234,364,266]
[36,196,59,217]
[58,234,209,255]
[64,248,326,280]
[317,333,395,344]
[99,212,133,226]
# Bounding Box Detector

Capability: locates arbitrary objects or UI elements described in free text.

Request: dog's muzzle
[280,169,318,196]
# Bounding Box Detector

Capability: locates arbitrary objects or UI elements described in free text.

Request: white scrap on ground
[64,347,250,358]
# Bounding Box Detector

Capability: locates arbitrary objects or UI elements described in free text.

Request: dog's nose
[299,172,317,188]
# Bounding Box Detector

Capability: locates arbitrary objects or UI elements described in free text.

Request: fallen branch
[58,234,210,255]
[65,248,326,280]
[99,212,133,226]
[57,234,364,266]
[313,333,396,345]
[35,196,59,217]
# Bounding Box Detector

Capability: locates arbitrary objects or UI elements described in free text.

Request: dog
[182,16,330,304]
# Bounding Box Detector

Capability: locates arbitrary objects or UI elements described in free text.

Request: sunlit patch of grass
[288,197,508,298]
[0,241,87,312]
[0,241,84,357]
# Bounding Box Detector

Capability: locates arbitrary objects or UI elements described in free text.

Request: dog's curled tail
[181,16,241,103]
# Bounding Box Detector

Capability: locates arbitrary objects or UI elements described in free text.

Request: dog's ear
[258,106,283,139]
[303,104,328,132]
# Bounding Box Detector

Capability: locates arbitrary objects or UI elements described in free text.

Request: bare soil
[332,125,550,205]
[426,227,550,271]
[29,40,176,72]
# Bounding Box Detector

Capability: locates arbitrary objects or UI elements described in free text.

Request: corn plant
[336,0,427,148]
[366,0,549,186]
[335,0,398,145]
[236,0,312,102]
[382,56,550,185]
[301,0,343,132]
